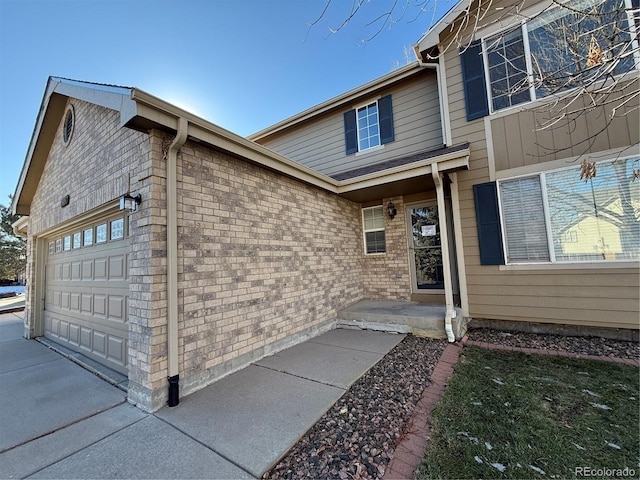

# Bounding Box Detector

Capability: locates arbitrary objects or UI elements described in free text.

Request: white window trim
[497,155,639,266]
[480,0,639,116]
[355,99,382,153]
[355,144,384,157]
[362,205,386,255]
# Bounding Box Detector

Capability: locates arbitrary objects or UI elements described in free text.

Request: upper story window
[357,102,381,151]
[344,95,395,154]
[461,0,637,120]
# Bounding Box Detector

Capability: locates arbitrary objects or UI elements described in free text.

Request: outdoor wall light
[119,193,142,212]
[388,201,397,220]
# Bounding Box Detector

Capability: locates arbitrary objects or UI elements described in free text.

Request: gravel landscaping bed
[468,327,640,360]
[264,334,447,480]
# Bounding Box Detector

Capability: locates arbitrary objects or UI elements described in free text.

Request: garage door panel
[59,320,69,341]
[95,258,107,279]
[44,221,129,376]
[80,327,93,352]
[109,255,126,279]
[70,292,81,311]
[55,264,63,281]
[69,324,80,346]
[61,292,70,309]
[107,336,126,366]
[71,261,81,280]
[108,296,126,322]
[94,295,107,317]
[82,260,93,279]
[93,331,106,356]
[62,262,71,280]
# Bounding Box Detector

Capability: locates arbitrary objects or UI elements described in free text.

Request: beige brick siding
[174,141,367,387]
[363,196,411,300]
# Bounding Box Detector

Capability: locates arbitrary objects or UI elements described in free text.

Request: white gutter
[432,162,456,342]
[167,117,188,407]
[12,216,29,238]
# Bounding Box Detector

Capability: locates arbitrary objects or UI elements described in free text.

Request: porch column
[431,162,456,342]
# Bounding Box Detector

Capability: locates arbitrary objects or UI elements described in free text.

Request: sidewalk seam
[153,415,258,479]
[252,362,349,391]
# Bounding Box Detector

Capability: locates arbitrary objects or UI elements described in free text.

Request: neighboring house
[11,0,639,412]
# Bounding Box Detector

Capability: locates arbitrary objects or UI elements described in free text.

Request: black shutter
[378,94,395,145]
[460,40,489,121]
[473,182,505,265]
[344,110,357,155]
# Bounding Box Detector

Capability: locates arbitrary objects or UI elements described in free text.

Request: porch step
[336,300,465,340]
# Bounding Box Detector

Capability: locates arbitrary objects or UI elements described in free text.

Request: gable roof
[11,77,137,215]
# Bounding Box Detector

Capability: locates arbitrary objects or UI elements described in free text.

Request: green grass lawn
[417,347,639,479]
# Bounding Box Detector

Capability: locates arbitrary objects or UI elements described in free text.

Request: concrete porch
[337,299,467,340]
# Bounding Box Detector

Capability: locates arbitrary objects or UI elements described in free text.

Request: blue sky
[0,0,452,208]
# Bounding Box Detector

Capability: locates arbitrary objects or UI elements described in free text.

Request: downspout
[417,54,452,147]
[418,47,456,341]
[167,117,188,407]
[432,162,457,342]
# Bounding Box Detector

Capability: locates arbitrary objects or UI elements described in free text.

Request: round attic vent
[63,106,75,145]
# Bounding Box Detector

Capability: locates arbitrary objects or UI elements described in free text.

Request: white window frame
[356,100,382,153]
[362,206,386,255]
[481,0,639,115]
[498,156,639,265]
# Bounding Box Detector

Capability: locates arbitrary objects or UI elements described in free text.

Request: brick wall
[363,196,411,301]
[173,141,367,394]
[28,101,147,234]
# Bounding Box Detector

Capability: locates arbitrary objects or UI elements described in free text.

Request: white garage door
[44,214,130,375]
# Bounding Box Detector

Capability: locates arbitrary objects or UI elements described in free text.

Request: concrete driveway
[0,311,404,478]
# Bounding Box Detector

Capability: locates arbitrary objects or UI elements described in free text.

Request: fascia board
[248,62,426,141]
[130,89,339,193]
[413,0,471,54]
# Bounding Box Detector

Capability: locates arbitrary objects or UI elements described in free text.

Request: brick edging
[382,336,639,479]
[462,336,640,367]
[382,342,462,480]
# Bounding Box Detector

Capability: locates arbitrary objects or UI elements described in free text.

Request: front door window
[408,204,444,290]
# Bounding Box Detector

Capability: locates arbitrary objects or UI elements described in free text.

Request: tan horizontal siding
[471,283,639,299]
[469,303,638,328]
[257,71,443,177]
[491,80,640,173]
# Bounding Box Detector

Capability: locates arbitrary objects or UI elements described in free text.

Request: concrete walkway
[0,311,404,479]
